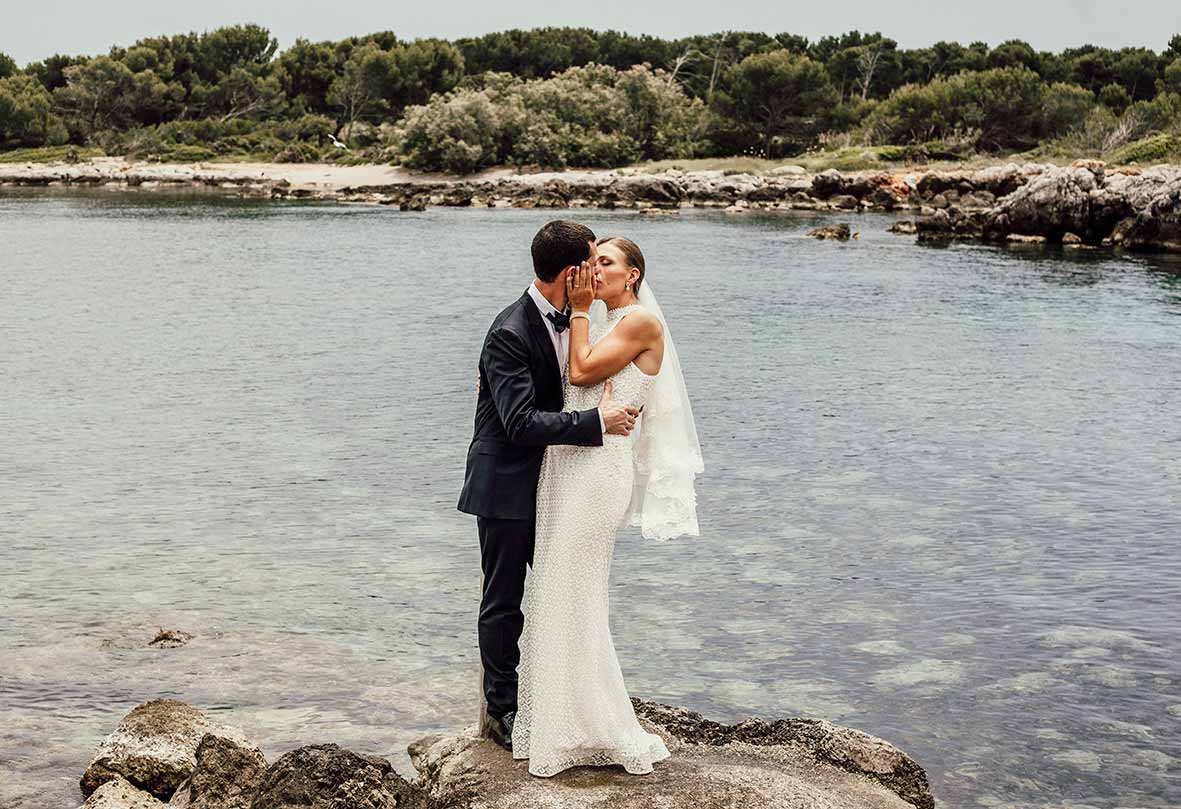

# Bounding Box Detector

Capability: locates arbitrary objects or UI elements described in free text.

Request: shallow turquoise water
[1,190,1179,808]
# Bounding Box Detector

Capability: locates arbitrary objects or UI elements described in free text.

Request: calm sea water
[1,189,1179,809]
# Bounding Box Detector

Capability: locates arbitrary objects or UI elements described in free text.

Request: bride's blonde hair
[596,236,645,294]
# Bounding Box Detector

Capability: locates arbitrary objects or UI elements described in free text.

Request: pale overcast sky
[3,0,1179,66]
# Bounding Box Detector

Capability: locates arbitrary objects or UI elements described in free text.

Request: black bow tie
[546,308,571,333]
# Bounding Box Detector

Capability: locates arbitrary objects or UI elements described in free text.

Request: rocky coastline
[4,157,1180,253]
[70,697,934,809]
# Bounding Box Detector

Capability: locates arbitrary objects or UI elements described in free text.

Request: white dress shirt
[526,284,606,434]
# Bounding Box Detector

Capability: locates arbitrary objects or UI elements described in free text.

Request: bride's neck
[603,291,639,311]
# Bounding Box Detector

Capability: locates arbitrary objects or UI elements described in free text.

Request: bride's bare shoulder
[617,309,663,342]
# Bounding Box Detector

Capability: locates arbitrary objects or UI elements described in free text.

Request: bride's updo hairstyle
[597,236,645,294]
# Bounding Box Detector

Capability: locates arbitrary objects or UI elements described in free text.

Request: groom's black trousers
[477,515,534,718]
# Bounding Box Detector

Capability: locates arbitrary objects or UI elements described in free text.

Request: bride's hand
[566,260,595,313]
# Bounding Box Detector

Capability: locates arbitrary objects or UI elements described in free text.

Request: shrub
[1107,133,1180,164]
[395,63,705,172]
[1125,91,1181,133]
[395,78,525,173]
[865,67,1097,152]
[874,144,908,161]
[274,142,321,162]
[95,114,337,161]
[156,144,218,162]
[0,144,103,163]
[1043,105,1122,155]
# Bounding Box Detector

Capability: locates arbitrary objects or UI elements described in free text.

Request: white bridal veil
[593,284,703,540]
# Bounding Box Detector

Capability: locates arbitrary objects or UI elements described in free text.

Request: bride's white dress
[511,304,671,777]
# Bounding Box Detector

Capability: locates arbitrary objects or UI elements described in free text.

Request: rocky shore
[72,698,934,809]
[5,157,1180,252]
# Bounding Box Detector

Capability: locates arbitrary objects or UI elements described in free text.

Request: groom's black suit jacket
[457,290,604,522]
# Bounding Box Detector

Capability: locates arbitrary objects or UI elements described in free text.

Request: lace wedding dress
[511,304,672,777]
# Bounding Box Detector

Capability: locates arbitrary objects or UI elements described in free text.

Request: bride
[510,236,703,777]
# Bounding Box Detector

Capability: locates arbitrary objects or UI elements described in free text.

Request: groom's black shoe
[486,710,515,752]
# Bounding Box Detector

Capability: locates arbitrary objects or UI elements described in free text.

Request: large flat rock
[409,699,933,809]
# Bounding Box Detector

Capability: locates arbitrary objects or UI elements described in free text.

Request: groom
[458,220,639,751]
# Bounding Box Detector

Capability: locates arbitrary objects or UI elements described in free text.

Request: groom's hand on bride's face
[599,381,639,436]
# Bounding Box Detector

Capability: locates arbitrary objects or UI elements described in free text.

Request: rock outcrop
[168,733,268,809]
[409,698,934,809]
[908,161,1181,250]
[8,156,1176,251]
[250,744,425,809]
[79,700,259,802]
[75,698,933,809]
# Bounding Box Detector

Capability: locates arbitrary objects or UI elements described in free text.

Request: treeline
[2,25,1180,170]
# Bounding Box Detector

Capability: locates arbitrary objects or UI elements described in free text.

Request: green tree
[1040,82,1097,137]
[25,54,86,92]
[986,39,1040,72]
[1113,48,1160,100]
[712,51,837,155]
[0,74,69,146]
[1065,46,1119,92]
[209,67,285,121]
[900,41,988,84]
[1158,58,1181,95]
[1099,82,1132,113]
[0,52,17,80]
[197,24,278,82]
[455,27,598,78]
[327,43,396,139]
[53,56,176,140]
[391,39,465,108]
[276,39,341,114]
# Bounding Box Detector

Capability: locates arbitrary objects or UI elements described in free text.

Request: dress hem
[512,737,671,778]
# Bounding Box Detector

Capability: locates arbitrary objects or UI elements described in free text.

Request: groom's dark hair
[531,220,596,283]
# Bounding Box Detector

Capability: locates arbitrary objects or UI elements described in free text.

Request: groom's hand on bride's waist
[599,380,639,436]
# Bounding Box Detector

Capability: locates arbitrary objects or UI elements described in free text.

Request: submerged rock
[251,744,423,809]
[147,628,192,648]
[808,223,856,240]
[410,698,933,809]
[79,700,256,802]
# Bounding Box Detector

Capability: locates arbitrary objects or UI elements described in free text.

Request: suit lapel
[521,290,562,389]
